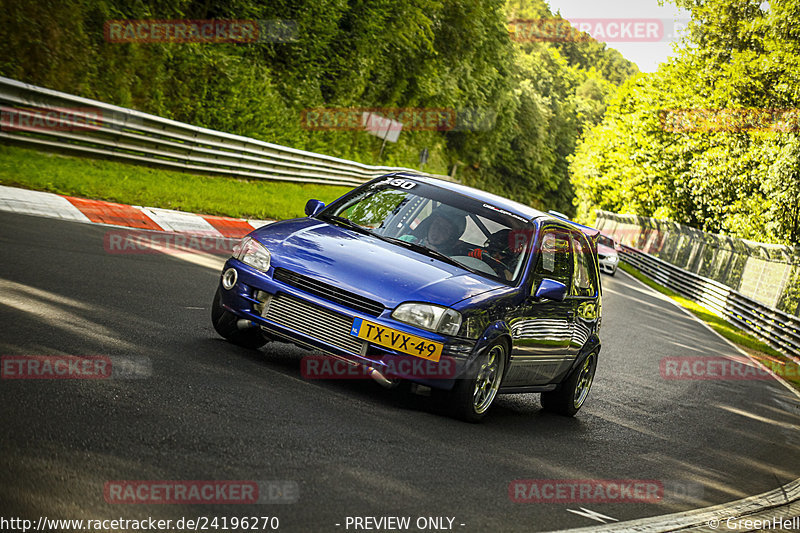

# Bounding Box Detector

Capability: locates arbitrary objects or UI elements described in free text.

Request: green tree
[571,0,800,246]
[0,0,637,216]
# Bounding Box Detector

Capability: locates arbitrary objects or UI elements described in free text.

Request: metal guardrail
[595,210,800,314]
[620,245,800,361]
[0,76,450,187]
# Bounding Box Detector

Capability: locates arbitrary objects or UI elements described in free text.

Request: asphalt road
[1,211,799,532]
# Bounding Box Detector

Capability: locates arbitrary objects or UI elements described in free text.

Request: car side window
[534,229,573,288]
[570,233,596,297]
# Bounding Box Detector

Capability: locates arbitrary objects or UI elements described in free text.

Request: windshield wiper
[319,214,370,234]
[375,234,481,274]
[320,216,484,276]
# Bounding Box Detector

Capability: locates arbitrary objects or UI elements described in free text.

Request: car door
[504,225,577,387]
[567,230,600,355]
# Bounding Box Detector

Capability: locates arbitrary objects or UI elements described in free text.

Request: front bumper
[598,256,619,274]
[217,258,476,390]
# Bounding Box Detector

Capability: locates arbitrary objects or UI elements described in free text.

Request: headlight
[234,236,271,272]
[392,303,462,336]
[608,255,619,263]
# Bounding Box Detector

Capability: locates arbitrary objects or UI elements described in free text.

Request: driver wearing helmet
[423,212,465,254]
[400,207,468,256]
[468,229,514,280]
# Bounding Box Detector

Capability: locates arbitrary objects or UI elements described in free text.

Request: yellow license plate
[350,318,443,362]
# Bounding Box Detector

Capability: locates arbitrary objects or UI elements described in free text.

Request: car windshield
[597,234,616,248]
[320,178,533,284]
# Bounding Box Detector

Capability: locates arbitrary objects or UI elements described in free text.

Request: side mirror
[305,199,325,217]
[533,279,568,302]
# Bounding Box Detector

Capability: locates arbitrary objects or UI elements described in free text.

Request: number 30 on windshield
[383,178,417,190]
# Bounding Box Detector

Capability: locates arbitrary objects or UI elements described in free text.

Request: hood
[251,218,506,309]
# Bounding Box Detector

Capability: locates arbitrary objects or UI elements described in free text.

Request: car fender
[547,334,601,392]
[461,321,513,378]
[570,333,601,373]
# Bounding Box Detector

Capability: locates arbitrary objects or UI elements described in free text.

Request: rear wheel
[541,351,597,416]
[447,340,507,422]
[211,287,267,349]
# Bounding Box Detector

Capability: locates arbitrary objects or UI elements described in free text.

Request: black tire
[211,287,267,349]
[446,339,507,422]
[541,351,597,416]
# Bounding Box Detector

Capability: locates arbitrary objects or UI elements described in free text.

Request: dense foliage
[0,0,636,215]
[571,0,800,246]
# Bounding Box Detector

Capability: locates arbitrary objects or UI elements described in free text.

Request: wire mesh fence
[595,210,800,317]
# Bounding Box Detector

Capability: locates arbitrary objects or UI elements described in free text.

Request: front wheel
[211,287,267,349]
[446,340,507,422]
[541,351,597,416]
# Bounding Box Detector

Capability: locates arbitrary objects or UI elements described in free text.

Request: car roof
[545,210,601,239]
[394,173,550,223]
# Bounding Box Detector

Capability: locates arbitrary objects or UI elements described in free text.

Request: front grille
[262,293,364,355]
[273,268,384,317]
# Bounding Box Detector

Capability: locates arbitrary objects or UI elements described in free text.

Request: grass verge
[0,144,352,220]
[619,261,800,389]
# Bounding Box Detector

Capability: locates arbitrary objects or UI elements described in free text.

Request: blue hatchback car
[212,174,602,421]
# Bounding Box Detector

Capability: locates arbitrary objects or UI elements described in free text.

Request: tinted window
[534,229,573,287]
[571,233,596,297]
[597,234,615,248]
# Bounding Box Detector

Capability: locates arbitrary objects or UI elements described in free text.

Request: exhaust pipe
[367,366,396,388]
[236,319,256,330]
